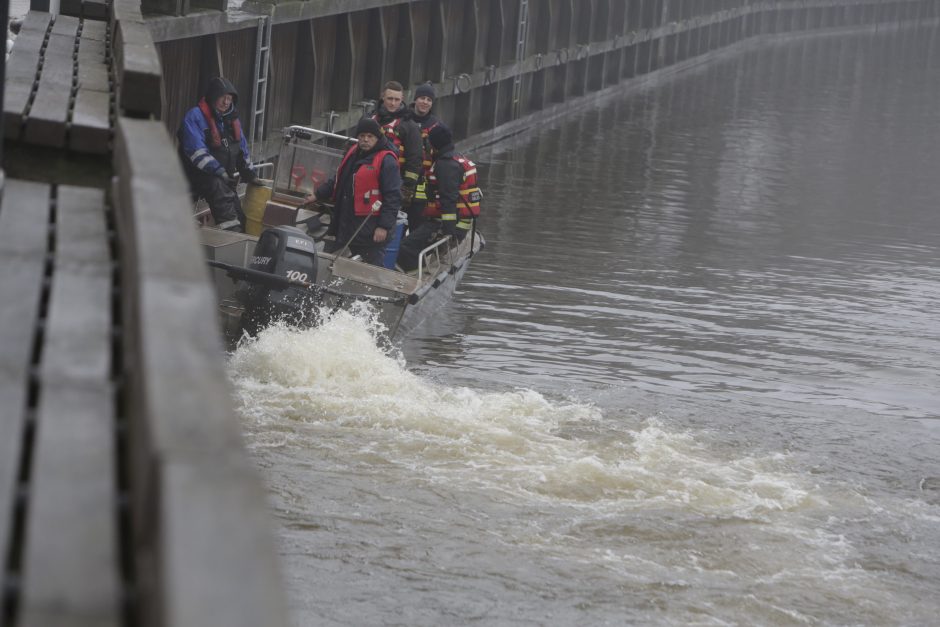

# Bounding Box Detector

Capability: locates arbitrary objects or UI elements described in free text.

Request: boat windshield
[272,127,352,205]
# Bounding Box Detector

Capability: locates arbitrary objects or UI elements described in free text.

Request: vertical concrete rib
[606,0,624,85]
[392,4,413,87]
[292,20,315,126]
[311,17,336,126]
[348,11,370,109]
[466,0,486,135]
[331,13,354,112]
[409,1,430,84]
[426,0,446,83]
[364,8,387,100]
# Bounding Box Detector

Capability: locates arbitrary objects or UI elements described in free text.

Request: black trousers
[192,174,244,231]
[406,199,427,233]
[397,221,465,271]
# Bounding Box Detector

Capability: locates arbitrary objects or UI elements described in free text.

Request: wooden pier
[1,0,938,626]
[1,1,288,626]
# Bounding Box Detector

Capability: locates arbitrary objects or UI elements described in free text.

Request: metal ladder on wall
[249,14,273,162]
[511,0,529,119]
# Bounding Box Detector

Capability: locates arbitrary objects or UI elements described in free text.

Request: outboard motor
[240,225,320,335]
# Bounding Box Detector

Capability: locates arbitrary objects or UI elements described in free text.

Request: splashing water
[227,310,938,626]
[229,309,819,519]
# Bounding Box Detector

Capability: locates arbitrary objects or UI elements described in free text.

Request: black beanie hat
[355,117,382,138]
[414,82,435,101]
[428,124,453,150]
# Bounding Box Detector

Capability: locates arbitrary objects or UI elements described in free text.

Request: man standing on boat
[314,118,402,266]
[372,81,423,213]
[397,124,481,272]
[408,82,442,232]
[177,76,258,232]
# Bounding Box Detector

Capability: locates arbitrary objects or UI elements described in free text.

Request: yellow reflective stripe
[464,167,477,176]
[441,213,457,220]
[457,220,473,230]
[404,171,420,181]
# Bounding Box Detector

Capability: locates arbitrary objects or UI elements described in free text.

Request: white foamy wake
[229,310,821,519]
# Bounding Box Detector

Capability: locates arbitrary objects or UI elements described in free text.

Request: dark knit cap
[428,124,453,150]
[414,82,435,101]
[355,117,382,138]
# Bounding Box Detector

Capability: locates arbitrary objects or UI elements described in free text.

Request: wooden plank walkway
[1,5,289,627]
[19,186,121,627]
[3,12,112,154]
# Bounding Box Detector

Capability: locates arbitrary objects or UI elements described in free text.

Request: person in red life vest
[407,82,442,232]
[177,77,259,232]
[313,118,402,266]
[371,81,422,213]
[397,124,482,272]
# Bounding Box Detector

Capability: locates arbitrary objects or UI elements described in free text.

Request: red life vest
[372,114,406,167]
[425,155,482,219]
[332,145,398,217]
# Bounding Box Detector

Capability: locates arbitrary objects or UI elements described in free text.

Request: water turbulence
[227,26,940,626]
[225,311,929,625]
[232,309,809,515]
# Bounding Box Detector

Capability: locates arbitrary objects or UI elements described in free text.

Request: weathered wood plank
[113,117,289,627]
[19,186,121,627]
[2,13,52,140]
[71,89,112,154]
[24,16,80,148]
[0,180,52,592]
[71,23,113,153]
[80,19,109,42]
[114,20,164,117]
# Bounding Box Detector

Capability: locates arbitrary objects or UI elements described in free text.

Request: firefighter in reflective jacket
[397,124,481,272]
[407,82,442,232]
[371,81,422,212]
[314,118,402,266]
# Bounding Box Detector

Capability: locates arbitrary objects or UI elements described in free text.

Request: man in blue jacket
[177,76,258,231]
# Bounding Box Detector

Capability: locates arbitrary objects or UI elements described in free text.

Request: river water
[230,24,940,626]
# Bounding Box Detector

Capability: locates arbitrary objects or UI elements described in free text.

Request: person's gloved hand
[219,170,238,188]
[315,180,334,201]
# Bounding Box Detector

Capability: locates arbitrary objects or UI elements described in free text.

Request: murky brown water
[233,24,940,626]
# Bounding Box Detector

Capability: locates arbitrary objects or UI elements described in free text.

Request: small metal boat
[200,126,484,344]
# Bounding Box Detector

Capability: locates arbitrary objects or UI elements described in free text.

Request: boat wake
[229,309,820,520]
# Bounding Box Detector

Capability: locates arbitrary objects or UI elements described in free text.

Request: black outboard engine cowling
[240,225,320,335]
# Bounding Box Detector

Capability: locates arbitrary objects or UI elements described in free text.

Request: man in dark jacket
[397,124,475,272]
[372,81,422,214]
[407,82,442,232]
[177,76,258,231]
[315,118,402,266]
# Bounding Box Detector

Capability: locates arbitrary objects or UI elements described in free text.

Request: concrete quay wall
[145,0,940,159]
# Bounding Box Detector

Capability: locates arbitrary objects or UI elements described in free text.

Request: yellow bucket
[244,180,273,236]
